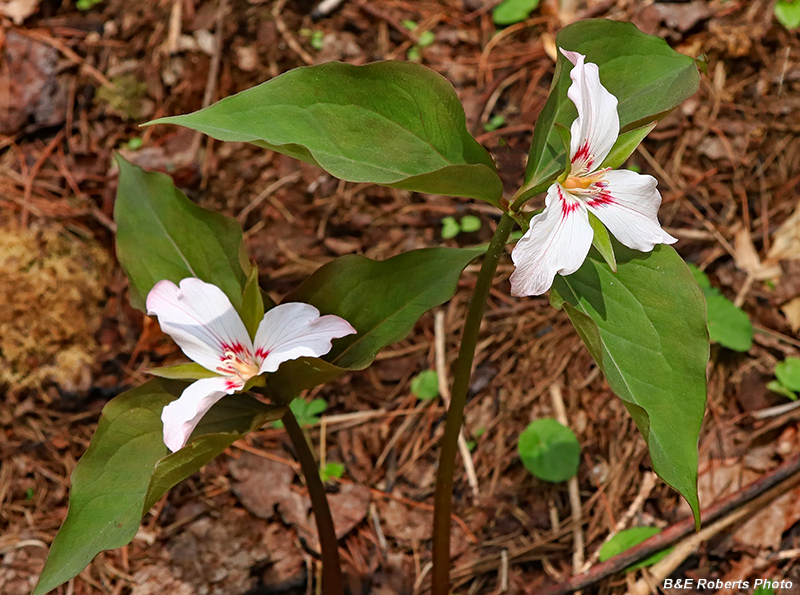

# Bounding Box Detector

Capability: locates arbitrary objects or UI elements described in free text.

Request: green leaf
[553,122,573,182]
[588,211,616,272]
[264,247,483,400]
[273,397,327,428]
[147,363,219,380]
[599,527,673,571]
[483,115,506,132]
[551,243,708,524]
[775,357,800,392]
[310,30,324,51]
[147,62,503,205]
[241,264,265,339]
[460,215,482,233]
[289,247,483,370]
[114,155,247,311]
[523,20,700,198]
[441,216,461,239]
[34,380,283,595]
[688,264,712,289]
[411,370,440,400]
[775,0,800,29]
[265,357,345,401]
[598,122,657,170]
[320,461,345,481]
[687,265,752,352]
[705,292,753,352]
[766,379,797,401]
[143,391,284,511]
[492,0,540,25]
[517,418,580,483]
[417,31,435,48]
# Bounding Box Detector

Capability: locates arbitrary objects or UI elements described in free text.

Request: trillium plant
[35,20,708,595]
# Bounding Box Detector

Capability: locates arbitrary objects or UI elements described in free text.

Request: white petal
[510,184,594,297]
[586,169,677,252]
[254,303,356,374]
[561,48,619,172]
[146,278,254,373]
[161,376,240,452]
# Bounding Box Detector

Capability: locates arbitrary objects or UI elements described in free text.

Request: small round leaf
[518,418,580,483]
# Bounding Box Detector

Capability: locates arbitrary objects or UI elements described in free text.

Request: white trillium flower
[146,278,356,452]
[510,49,677,297]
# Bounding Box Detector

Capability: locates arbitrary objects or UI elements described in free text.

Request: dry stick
[273,0,315,65]
[626,468,800,595]
[237,171,301,223]
[434,311,479,498]
[164,0,182,55]
[549,384,584,574]
[20,130,64,228]
[189,0,227,159]
[22,29,113,88]
[536,452,800,595]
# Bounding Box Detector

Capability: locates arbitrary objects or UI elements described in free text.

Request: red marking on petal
[224,379,239,391]
[571,142,593,169]
[220,342,247,355]
[571,142,588,163]
[255,348,270,359]
[557,186,580,217]
[587,191,616,208]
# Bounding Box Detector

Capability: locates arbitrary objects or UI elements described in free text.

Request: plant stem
[431,213,516,594]
[282,407,343,595]
[510,179,552,212]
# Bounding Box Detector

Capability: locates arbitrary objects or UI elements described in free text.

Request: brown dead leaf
[0,31,69,134]
[230,452,369,551]
[717,556,757,595]
[131,564,194,595]
[689,459,800,550]
[781,297,800,333]
[377,500,468,557]
[165,507,301,592]
[768,203,800,263]
[651,0,716,32]
[321,483,371,540]
[0,0,40,24]
[230,451,306,523]
[734,227,780,279]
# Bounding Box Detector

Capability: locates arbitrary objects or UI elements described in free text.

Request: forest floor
[2,0,800,594]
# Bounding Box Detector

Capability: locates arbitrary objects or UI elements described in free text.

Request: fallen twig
[549,384,584,574]
[533,452,800,595]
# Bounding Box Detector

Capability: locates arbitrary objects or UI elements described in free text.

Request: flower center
[218,349,259,381]
[562,168,609,193]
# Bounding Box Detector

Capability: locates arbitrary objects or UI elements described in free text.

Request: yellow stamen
[222,350,259,379]
[562,169,608,191]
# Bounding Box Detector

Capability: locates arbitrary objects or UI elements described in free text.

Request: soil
[2,0,800,594]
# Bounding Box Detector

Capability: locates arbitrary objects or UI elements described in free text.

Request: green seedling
[689,265,753,352]
[518,418,580,483]
[411,369,439,400]
[441,215,482,239]
[599,527,673,571]
[320,461,345,481]
[767,357,800,401]
[273,397,327,428]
